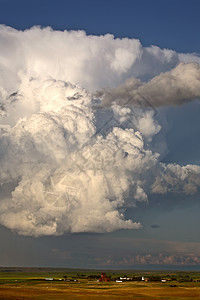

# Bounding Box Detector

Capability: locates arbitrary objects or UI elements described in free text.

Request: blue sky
[0,0,200,270]
[1,0,200,52]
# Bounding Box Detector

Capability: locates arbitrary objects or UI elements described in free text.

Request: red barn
[99,273,111,282]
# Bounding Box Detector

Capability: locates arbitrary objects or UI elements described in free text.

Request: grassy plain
[0,267,200,299]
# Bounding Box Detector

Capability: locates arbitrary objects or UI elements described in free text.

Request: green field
[0,267,200,299]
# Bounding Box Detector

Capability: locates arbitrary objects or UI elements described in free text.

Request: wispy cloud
[96,253,200,266]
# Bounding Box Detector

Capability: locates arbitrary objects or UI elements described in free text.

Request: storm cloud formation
[98,62,200,107]
[0,25,200,236]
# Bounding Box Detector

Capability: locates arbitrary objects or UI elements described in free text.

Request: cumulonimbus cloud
[0,26,200,236]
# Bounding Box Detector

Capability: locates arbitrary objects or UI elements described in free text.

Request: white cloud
[0,26,200,236]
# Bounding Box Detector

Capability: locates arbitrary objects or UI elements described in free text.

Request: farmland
[0,267,200,299]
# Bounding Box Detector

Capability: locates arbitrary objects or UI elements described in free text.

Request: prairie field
[0,268,200,299]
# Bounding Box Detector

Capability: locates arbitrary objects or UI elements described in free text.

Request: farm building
[98,273,111,282]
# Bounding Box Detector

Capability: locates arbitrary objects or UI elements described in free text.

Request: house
[120,276,131,281]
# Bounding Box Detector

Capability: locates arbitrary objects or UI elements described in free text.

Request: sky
[0,0,200,270]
